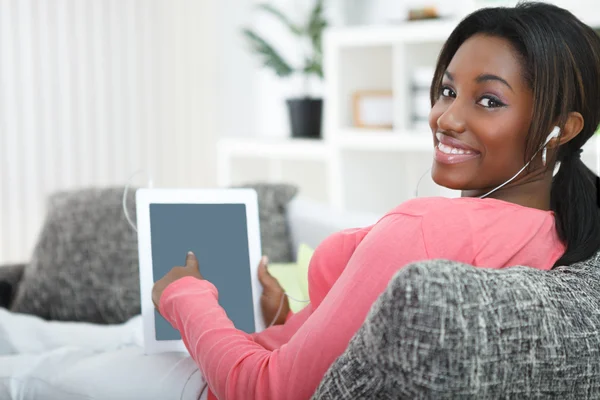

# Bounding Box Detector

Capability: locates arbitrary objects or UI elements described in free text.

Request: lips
[434,132,481,164]
[435,132,479,153]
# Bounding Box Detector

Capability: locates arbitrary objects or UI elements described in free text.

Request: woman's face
[429,34,535,195]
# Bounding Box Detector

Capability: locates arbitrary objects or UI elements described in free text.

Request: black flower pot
[286,98,323,139]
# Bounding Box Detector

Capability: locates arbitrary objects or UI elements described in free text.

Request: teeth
[437,142,474,155]
[436,133,475,155]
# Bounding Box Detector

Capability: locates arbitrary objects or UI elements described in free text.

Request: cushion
[11,183,298,324]
[313,250,600,399]
[267,243,313,313]
[236,182,298,263]
[11,187,140,324]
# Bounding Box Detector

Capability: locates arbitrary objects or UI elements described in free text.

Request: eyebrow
[444,71,514,92]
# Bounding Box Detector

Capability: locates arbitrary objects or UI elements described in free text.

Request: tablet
[136,188,265,354]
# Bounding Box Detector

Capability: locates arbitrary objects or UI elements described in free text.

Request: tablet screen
[149,203,256,340]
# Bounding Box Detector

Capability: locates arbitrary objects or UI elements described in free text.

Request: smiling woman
[430,35,535,178]
[429,3,600,266]
[151,3,600,400]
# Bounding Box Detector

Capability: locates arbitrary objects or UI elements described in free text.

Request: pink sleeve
[248,305,314,351]
[249,227,371,350]
[159,211,473,400]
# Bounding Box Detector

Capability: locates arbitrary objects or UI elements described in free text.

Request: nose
[435,99,466,134]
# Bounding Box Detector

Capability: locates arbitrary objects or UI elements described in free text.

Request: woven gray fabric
[11,187,140,323]
[236,182,298,263]
[10,184,298,324]
[313,251,600,399]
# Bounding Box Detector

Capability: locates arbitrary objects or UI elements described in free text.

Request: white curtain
[0,0,218,264]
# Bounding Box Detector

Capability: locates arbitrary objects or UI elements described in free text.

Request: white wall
[216,0,256,138]
[219,0,346,138]
[0,0,218,264]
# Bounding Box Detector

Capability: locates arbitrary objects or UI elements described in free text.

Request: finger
[257,256,271,282]
[258,257,282,290]
[186,251,199,271]
[260,255,269,267]
[258,265,268,285]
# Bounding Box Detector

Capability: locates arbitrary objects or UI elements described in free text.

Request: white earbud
[415,126,563,199]
[544,126,560,146]
[478,126,561,199]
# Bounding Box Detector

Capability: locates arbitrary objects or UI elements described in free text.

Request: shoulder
[315,226,373,256]
[385,196,526,220]
[386,198,479,261]
[384,197,474,219]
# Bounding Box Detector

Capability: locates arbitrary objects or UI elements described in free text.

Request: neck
[461,173,553,211]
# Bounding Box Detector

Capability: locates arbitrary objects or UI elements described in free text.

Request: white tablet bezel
[136,188,265,354]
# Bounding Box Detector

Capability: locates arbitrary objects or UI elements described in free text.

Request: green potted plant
[243,0,327,139]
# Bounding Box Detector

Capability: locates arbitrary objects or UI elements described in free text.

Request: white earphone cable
[267,292,311,328]
[416,130,554,199]
[478,153,537,199]
[268,294,286,328]
[123,169,154,233]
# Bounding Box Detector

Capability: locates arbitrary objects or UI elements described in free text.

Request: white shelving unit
[217,4,600,216]
[217,137,335,205]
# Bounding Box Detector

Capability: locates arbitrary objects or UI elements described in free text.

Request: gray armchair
[313,252,600,399]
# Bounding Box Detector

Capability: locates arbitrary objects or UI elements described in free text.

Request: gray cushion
[236,182,298,263]
[11,184,298,324]
[11,187,140,323]
[313,250,600,399]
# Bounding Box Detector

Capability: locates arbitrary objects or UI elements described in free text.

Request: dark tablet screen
[149,203,256,340]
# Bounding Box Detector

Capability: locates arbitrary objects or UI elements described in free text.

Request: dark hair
[430,2,600,267]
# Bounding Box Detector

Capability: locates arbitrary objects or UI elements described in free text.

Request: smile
[437,142,474,155]
[434,132,481,164]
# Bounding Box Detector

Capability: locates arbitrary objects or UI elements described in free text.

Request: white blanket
[0,309,207,400]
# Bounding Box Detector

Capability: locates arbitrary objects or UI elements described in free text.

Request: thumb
[185,251,199,271]
[258,256,280,290]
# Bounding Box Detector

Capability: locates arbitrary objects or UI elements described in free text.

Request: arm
[250,226,371,350]
[161,212,473,400]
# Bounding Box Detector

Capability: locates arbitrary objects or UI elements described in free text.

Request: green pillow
[267,244,314,313]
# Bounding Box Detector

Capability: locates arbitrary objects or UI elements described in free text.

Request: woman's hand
[152,251,203,311]
[258,256,290,327]
[152,252,290,326]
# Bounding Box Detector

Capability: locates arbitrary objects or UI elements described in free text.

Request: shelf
[325,11,600,49]
[217,137,330,161]
[335,128,433,152]
[219,5,600,215]
[325,19,459,47]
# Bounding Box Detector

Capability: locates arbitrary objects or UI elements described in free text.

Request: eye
[478,96,506,108]
[440,86,456,98]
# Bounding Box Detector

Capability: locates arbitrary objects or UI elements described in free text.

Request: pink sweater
[159,197,565,400]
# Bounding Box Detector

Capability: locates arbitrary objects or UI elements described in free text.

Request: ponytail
[551,150,600,266]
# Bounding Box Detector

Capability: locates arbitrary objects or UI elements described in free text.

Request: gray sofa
[2,186,600,399]
[313,253,600,399]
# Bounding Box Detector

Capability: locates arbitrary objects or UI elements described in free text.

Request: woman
[153,3,600,399]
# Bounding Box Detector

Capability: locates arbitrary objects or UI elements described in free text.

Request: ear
[550,112,584,148]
